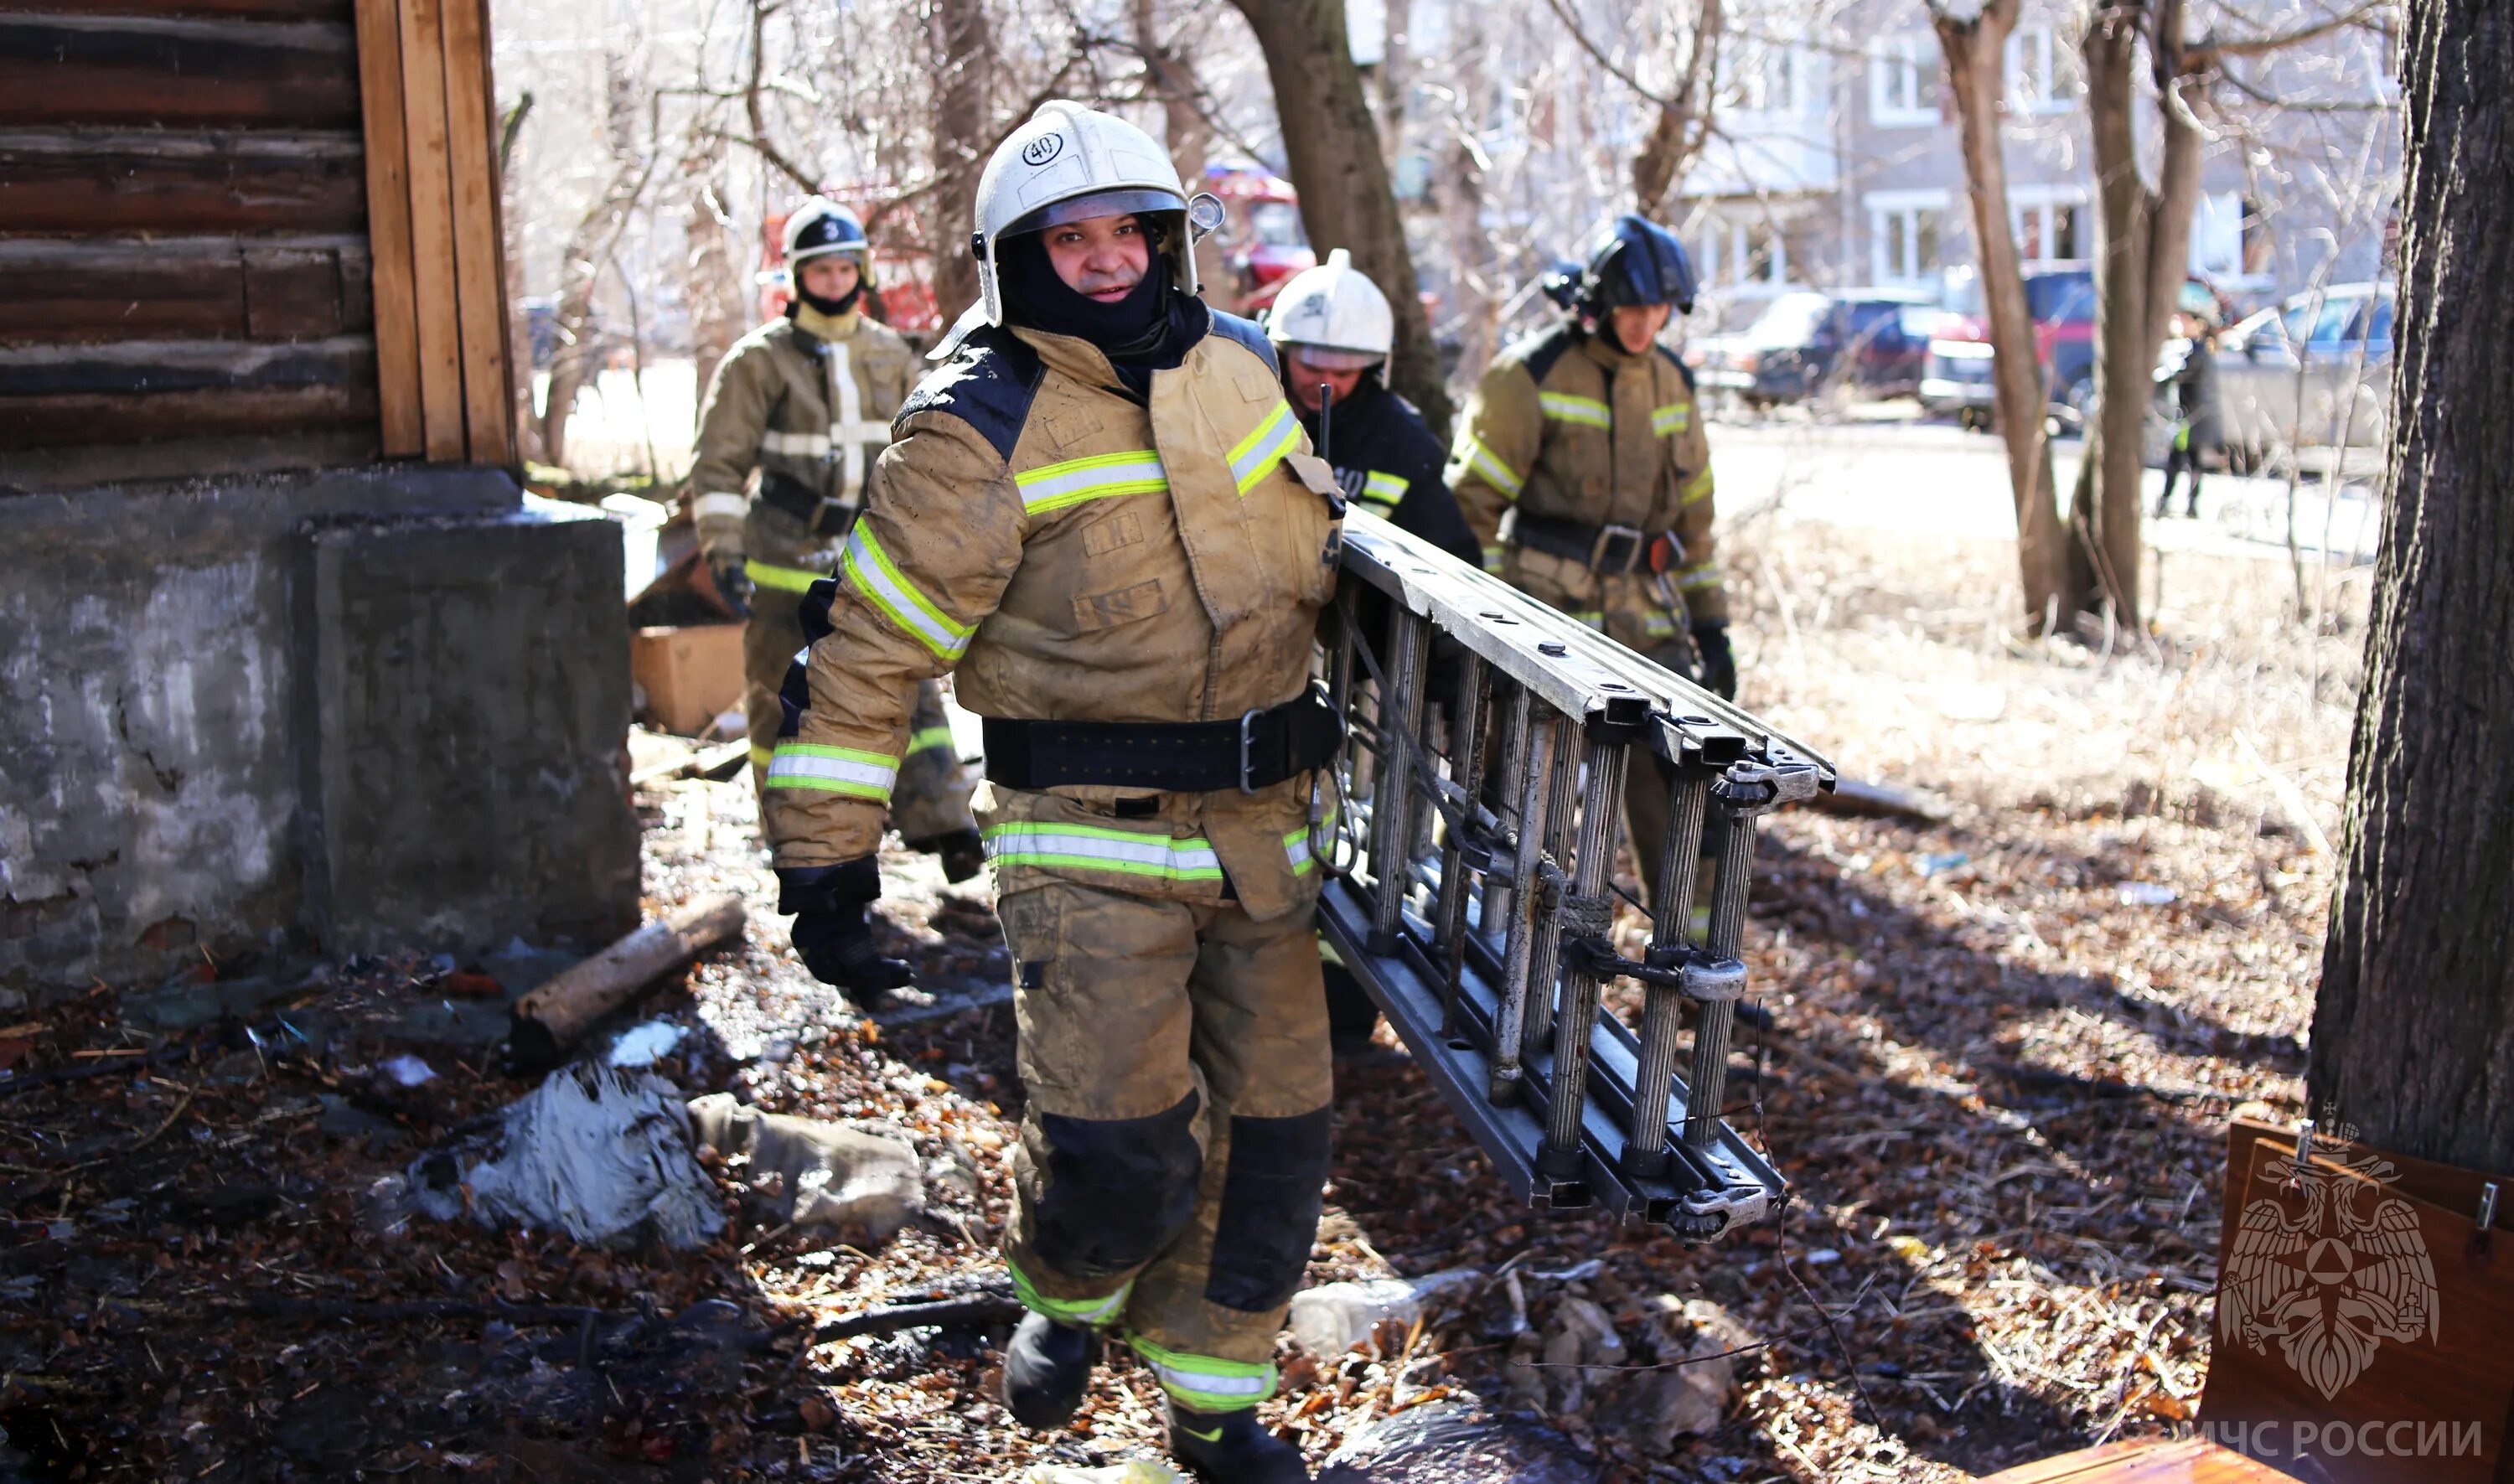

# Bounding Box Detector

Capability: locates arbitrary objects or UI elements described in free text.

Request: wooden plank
[0,334,376,445]
[0,14,359,129]
[435,0,507,465]
[242,246,342,338]
[391,0,459,460]
[0,239,246,341]
[348,0,417,454]
[0,0,353,23]
[0,127,365,234]
[1979,1438,2293,1483]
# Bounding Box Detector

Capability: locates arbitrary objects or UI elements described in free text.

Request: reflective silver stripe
[761,430,831,458]
[1464,437,1523,498]
[981,824,1224,881]
[1228,401,1300,493]
[763,744,897,798]
[1652,403,1691,437]
[1016,451,1170,514]
[691,491,749,521]
[829,339,864,500]
[1676,562,1721,591]
[841,521,973,660]
[1359,470,1407,508]
[1145,1357,1270,1399]
[1539,391,1610,428]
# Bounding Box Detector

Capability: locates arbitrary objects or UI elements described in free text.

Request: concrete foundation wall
[0,466,639,997]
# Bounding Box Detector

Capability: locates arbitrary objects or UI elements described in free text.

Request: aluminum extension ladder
[1311,510,1834,1241]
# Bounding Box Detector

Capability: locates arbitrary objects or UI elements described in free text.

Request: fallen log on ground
[510,895,745,1068]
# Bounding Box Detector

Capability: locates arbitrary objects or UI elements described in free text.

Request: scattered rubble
[686,1092,923,1242]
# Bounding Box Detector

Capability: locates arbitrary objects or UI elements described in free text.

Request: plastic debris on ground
[607,1019,685,1068]
[406,1065,726,1249]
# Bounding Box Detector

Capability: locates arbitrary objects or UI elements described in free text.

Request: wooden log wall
[0,0,513,472]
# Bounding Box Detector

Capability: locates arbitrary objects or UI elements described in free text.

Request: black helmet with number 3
[1563,214,1698,318]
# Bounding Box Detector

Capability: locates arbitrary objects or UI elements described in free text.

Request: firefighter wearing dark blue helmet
[1449,214,1734,923]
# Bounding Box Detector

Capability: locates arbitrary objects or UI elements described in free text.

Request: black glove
[1692,622,1738,701]
[709,551,753,619]
[777,858,913,1001]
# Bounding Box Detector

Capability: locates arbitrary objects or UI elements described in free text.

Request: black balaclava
[1000,230,1177,362]
[789,260,863,320]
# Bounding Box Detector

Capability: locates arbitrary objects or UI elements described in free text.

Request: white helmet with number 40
[968,101,1223,328]
[1266,248,1395,386]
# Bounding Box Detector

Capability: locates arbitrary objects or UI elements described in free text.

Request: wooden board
[348,0,417,454]
[0,337,377,444]
[436,0,508,465]
[0,13,360,128]
[1979,1437,2294,1483]
[0,127,365,234]
[391,0,461,461]
[0,0,353,21]
[2195,1119,2514,1481]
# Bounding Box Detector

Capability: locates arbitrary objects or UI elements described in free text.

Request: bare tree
[680,127,745,391]
[1547,0,1725,220]
[1226,0,1448,432]
[2309,0,2513,1171]
[929,0,994,318]
[1932,0,2067,632]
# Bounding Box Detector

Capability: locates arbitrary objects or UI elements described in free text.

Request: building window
[2010,27,2079,114]
[2012,196,2085,265]
[1696,216,1793,289]
[1870,34,1941,127]
[1726,39,1807,116]
[1867,191,1948,283]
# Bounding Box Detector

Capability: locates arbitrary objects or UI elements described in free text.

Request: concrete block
[297,496,639,956]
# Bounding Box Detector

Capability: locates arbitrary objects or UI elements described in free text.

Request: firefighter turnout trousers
[996,879,1332,1406]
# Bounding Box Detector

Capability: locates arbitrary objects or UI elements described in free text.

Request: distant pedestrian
[2156,310,2222,520]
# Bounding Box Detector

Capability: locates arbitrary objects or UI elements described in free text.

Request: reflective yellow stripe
[841,521,973,660]
[1016,450,1169,515]
[1481,545,1505,573]
[1009,1259,1130,1328]
[1652,403,1691,437]
[745,559,825,595]
[1358,470,1407,509]
[1679,468,1715,506]
[1285,806,1338,875]
[1642,613,1681,639]
[1539,391,1611,429]
[750,742,774,767]
[1127,1332,1276,1410]
[1228,401,1300,493]
[1462,437,1523,499]
[905,725,957,758]
[981,822,1224,881]
[1676,562,1721,592]
[763,742,897,799]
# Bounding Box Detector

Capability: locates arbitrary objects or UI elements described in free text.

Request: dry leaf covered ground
[0,513,2367,1482]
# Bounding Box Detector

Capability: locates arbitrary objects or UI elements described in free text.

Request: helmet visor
[1003,187,1188,239]
[1281,344,1384,372]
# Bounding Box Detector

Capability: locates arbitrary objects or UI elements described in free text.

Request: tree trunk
[2077,4,2149,630]
[929,0,992,321]
[1434,0,1497,381]
[1229,0,1448,436]
[1934,0,2065,633]
[680,132,744,396]
[1630,0,1720,219]
[1135,0,1227,297]
[2307,0,2514,1172]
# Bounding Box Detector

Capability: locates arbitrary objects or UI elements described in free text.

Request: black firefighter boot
[1168,1401,1310,1483]
[1001,1312,1094,1429]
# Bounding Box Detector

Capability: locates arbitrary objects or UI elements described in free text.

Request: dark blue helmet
[1577,214,1696,316]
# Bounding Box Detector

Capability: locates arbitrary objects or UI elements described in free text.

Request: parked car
[1694,288,1938,406]
[1920,267,2095,429]
[2211,282,2394,473]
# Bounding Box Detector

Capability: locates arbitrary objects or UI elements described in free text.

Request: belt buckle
[1591,523,1644,572]
[1238,708,1263,795]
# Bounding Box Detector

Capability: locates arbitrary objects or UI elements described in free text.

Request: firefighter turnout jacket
[1294,379,1482,569]
[1446,323,1726,625]
[763,303,1342,1407]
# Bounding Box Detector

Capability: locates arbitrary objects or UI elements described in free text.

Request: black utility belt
[1510,512,1684,575]
[983,690,1342,794]
[759,471,856,537]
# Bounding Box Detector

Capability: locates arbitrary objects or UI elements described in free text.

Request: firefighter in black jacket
[1266,249,1482,1052]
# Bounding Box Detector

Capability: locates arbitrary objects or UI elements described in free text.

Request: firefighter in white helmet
[763,104,1333,1483]
[1265,249,1478,1052]
[684,196,981,887]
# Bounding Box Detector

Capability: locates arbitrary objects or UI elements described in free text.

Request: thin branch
[2187,0,2392,66]
[1543,0,1684,111]
[2217,66,2400,113]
